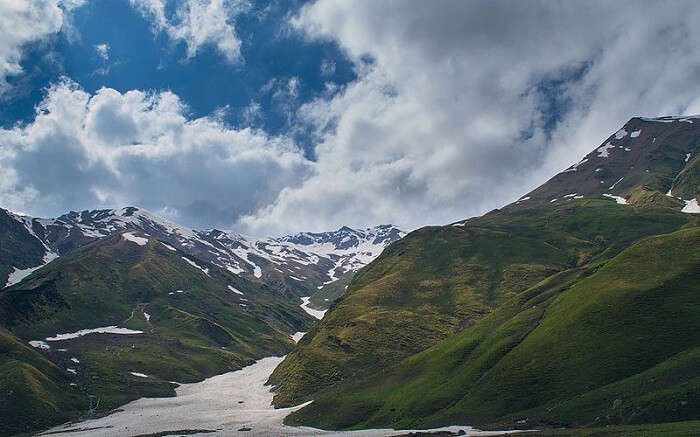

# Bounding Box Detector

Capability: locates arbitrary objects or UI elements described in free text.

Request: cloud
[0,79,312,230]
[94,43,109,61]
[238,0,700,234]
[130,0,248,63]
[0,0,84,94]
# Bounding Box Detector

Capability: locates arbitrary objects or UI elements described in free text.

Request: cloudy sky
[2,0,700,235]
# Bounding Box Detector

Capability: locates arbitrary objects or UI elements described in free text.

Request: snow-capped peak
[1,206,405,292]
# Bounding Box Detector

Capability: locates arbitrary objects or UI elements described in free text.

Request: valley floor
[39,356,517,437]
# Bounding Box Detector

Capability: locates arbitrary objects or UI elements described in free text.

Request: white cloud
[238,0,700,234]
[130,0,248,63]
[94,43,109,60]
[0,79,312,230]
[0,0,84,93]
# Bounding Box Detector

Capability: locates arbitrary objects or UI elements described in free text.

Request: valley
[1,116,698,436]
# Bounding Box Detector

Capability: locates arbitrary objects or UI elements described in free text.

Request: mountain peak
[511,116,699,210]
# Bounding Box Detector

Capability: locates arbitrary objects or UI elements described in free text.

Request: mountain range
[1,115,699,436]
[0,211,402,435]
[1,206,403,297]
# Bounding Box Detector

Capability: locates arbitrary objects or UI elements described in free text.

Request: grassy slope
[0,327,87,435]
[270,199,695,407]
[284,227,700,431]
[0,233,313,434]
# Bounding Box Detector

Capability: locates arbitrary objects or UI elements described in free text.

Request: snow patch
[290,332,306,343]
[4,250,58,288]
[130,372,149,378]
[42,356,520,437]
[681,198,700,213]
[609,177,624,190]
[29,340,50,350]
[596,142,615,158]
[45,326,143,341]
[122,232,148,246]
[181,257,210,276]
[300,296,327,320]
[614,128,628,139]
[161,242,176,251]
[630,129,641,138]
[603,194,627,205]
[70,357,80,363]
[227,285,244,295]
[686,153,692,162]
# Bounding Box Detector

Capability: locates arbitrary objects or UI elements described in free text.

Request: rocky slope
[502,116,699,212]
[269,116,700,433]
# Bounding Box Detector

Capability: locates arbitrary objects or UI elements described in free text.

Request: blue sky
[1,1,700,235]
[2,0,355,157]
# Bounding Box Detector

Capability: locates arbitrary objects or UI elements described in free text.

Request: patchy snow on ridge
[614,128,628,139]
[181,257,210,276]
[3,205,404,293]
[122,232,148,246]
[596,142,616,158]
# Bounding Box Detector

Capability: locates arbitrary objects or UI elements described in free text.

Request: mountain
[0,206,402,434]
[0,230,312,435]
[269,116,700,433]
[507,115,699,210]
[0,207,404,301]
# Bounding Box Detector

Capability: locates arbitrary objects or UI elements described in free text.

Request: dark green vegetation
[271,118,700,434]
[0,327,86,435]
[0,232,313,435]
[529,420,700,436]
[309,274,352,310]
[271,199,698,407]
[285,227,700,430]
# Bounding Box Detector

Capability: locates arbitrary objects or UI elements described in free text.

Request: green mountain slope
[0,327,87,435]
[0,231,313,434]
[283,227,700,431]
[269,117,700,434]
[270,198,697,408]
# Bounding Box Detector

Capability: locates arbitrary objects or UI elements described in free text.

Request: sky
[2,0,700,236]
